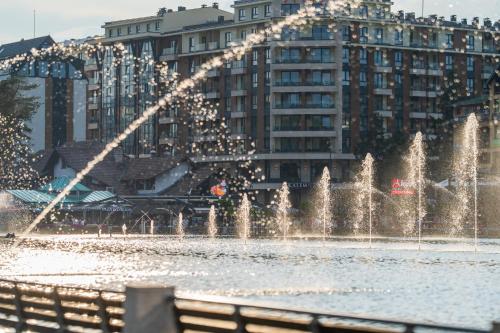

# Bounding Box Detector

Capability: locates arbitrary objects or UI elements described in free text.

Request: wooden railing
[173,295,492,333]
[0,279,125,333]
[0,279,496,333]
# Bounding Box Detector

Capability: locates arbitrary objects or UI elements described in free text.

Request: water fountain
[406,132,427,249]
[452,114,479,249]
[207,205,217,238]
[316,167,333,240]
[352,154,375,247]
[236,194,251,240]
[177,213,185,240]
[276,182,292,240]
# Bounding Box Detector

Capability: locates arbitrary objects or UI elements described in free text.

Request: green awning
[39,176,92,193]
[82,191,115,203]
[7,190,54,204]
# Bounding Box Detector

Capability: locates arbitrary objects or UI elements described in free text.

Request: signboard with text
[390,178,415,196]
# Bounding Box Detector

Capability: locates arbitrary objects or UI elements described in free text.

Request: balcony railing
[162,47,177,56]
[274,103,335,109]
[274,81,335,87]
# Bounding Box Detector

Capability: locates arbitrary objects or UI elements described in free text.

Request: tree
[0,77,42,190]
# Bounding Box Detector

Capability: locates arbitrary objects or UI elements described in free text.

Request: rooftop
[0,35,54,60]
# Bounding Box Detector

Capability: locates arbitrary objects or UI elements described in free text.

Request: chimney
[178,6,186,11]
[484,18,492,28]
[461,18,468,25]
[218,15,225,23]
[213,2,219,9]
[450,15,457,22]
[429,14,437,23]
[201,4,207,8]
[472,17,479,27]
[167,9,173,13]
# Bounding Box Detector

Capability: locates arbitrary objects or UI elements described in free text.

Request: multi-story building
[0,35,87,152]
[86,0,500,203]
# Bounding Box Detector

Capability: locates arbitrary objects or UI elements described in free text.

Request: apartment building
[0,36,87,152]
[86,0,499,203]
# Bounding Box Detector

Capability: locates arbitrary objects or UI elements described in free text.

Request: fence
[0,279,497,333]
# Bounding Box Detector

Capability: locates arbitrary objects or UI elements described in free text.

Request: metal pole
[33,10,36,38]
[421,0,424,17]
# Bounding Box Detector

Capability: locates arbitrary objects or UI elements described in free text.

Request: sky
[0,0,499,44]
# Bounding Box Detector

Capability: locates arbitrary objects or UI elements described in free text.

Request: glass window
[252,7,259,18]
[360,27,368,43]
[239,9,246,20]
[281,4,300,16]
[265,5,271,16]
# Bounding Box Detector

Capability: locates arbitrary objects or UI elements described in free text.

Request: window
[374,51,383,66]
[252,72,258,87]
[189,37,195,52]
[108,29,113,38]
[375,7,385,19]
[308,48,331,63]
[446,34,454,49]
[342,25,351,41]
[155,21,160,31]
[280,71,300,85]
[467,35,475,50]
[342,48,350,63]
[239,9,246,20]
[252,7,259,18]
[394,51,402,67]
[360,5,368,18]
[240,30,247,40]
[265,4,271,16]
[395,73,402,85]
[252,95,258,109]
[343,69,350,84]
[467,78,475,92]
[117,28,122,36]
[265,48,271,63]
[395,30,403,45]
[265,71,270,85]
[225,32,232,47]
[360,48,367,64]
[445,55,453,70]
[146,24,151,32]
[252,50,258,65]
[281,4,300,16]
[360,27,368,43]
[136,25,141,33]
[360,71,367,86]
[467,55,475,72]
[374,73,384,88]
[127,26,132,34]
[375,28,384,44]
[311,71,331,85]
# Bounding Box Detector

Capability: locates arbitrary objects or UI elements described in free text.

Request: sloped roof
[6,190,54,204]
[55,142,128,194]
[82,191,115,203]
[122,156,185,181]
[39,176,92,193]
[0,36,54,60]
[163,164,214,196]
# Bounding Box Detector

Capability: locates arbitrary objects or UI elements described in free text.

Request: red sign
[391,178,415,196]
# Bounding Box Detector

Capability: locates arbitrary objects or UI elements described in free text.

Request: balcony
[84,63,98,72]
[375,110,392,118]
[273,129,336,138]
[160,47,178,61]
[193,135,218,143]
[273,58,335,70]
[88,100,98,110]
[87,122,98,130]
[207,69,220,78]
[410,67,427,75]
[229,133,247,140]
[230,111,245,118]
[410,89,427,98]
[273,81,336,93]
[374,65,392,73]
[159,115,176,124]
[374,87,392,96]
[204,91,220,99]
[159,137,176,145]
[231,89,248,97]
[231,61,247,75]
[410,112,427,119]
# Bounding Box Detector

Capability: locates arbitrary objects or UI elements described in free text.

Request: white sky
[0,0,498,44]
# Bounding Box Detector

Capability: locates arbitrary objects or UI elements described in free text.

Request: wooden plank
[0,317,17,328]
[21,309,57,322]
[61,304,100,317]
[242,315,311,332]
[25,322,61,333]
[20,299,55,311]
[18,288,54,299]
[180,321,236,333]
[0,304,17,316]
[318,323,401,333]
[64,316,102,329]
[177,308,235,322]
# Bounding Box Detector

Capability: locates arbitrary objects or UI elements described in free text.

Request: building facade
[85,0,500,203]
[0,36,87,152]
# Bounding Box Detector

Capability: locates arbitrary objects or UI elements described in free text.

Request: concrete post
[123,283,177,333]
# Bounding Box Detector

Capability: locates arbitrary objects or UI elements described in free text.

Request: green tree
[0,77,41,189]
